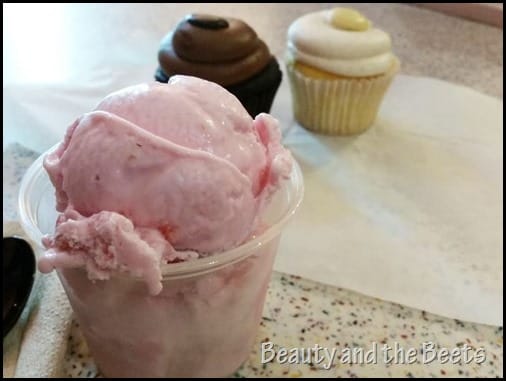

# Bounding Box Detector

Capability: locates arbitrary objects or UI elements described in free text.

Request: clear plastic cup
[18,147,304,378]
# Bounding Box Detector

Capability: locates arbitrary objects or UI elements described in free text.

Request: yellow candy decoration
[330,8,371,31]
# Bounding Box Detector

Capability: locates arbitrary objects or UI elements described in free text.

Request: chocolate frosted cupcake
[156,14,282,117]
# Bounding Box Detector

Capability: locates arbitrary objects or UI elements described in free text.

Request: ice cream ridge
[156,14,283,118]
[287,7,396,78]
[39,76,293,295]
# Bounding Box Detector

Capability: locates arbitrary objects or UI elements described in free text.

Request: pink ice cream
[40,75,292,295]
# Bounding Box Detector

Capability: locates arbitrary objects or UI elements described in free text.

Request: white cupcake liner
[287,58,400,135]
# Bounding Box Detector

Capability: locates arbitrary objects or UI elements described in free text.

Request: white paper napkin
[3,222,73,378]
[274,75,503,326]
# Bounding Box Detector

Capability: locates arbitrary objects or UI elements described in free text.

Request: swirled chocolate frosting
[158,14,272,86]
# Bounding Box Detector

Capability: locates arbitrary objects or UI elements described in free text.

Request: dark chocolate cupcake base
[155,58,282,118]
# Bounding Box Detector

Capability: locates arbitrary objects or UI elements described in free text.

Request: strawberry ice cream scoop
[40,76,293,294]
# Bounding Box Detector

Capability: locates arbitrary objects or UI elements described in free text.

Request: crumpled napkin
[3,221,73,378]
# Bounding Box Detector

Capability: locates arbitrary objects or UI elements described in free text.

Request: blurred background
[3,3,502,86]
[3,3,503,151]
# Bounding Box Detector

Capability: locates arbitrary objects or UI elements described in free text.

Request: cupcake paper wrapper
[231,76,282,118]
[155,58,283,118]
[287,58,400,135]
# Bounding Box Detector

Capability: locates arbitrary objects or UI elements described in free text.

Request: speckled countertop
[3,3,503,378]
[62,273,502,378]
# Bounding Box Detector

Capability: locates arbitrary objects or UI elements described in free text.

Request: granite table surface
[3,3,503,378]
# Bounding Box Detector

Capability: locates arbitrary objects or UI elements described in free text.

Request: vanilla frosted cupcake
[286,8,400,135]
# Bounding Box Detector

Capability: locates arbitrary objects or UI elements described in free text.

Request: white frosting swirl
[287,9,395,77]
